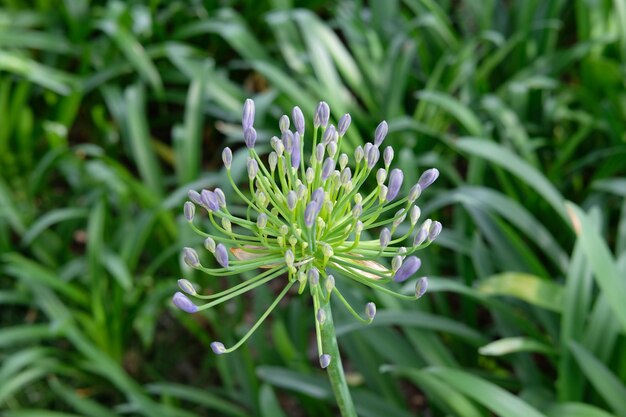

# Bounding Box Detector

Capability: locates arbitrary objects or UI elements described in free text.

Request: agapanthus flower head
[173,99,441,368]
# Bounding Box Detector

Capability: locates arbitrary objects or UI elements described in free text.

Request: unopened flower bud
[387,168,404,201]
[222,218,232,233]
[279,224,289,235]
[352,204,362,218]
[292,106,305,135]
[383,146,394,168]
[325,275,335,293]
[188,190,202,205]
[429,221,442,241]
[269,152,278,172]
[354,193,363,204]
[338,113,351,136]
[376,168,387,185]
[214,188,226,207]
[339,153,349,170]
[177,279,196,295]
[247,158,258,179]
[215,244,229,268]
[340,167,352,184]
[379,185,388,202]
[285,250,295,268]
[418,168,439,190]
[408,183,422,203]
[204,237,216,252]
[291,132,301,168]
[327,141,337,158]
[317,308,327,324]
[365,302,376,320]
[322,125,336,145]
[242,98,255,131]
[314,101,330,128]
[380,227,391,249]
[321,243,334,258]
[392,255,403,272]
[287,191,297,211]
[367,146,380,168]
[374,120,388,147]
[355,220,364,234]
[315,143,325,163]
[354,146,364,163]
[394,256,421,282]
[173,292,198,313]
[319,354,331,369]
[297,184,307,199]
[210,341,226,354]
[244,127,257,149]
[257,213,268,229]
[410,206,421,225]
[222,147,232,169]
[415,277,428,298]
[183,247,200,268]
[282,131,294,153]
[322,158,335,180]
[184,201,195,221]
[304,202,318,227]
[393,208,407,228]
[308,268,319,286]
[279,115,290,133]
[201,190,220,211]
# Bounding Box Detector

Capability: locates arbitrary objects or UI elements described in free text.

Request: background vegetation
[1,0,626,416]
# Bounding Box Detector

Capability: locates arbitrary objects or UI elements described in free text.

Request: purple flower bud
[215,243,229,268]
[304,202,318,227]
[285,249,295,268]
[365,302,376,320]
[308,268,319,286]
[282,131,294,153]
[287,191,297,211]
[291,132,301,168]
[214,188,226,207]
[292,106,305,135]
[429,221,442,241]
[183,247,200,268]
[244,127,257,149]
[338,113,351,136]
[367,146,380,168]
[340,168,352,184]
[315,143,325,162]
[374,121,388,147]
[312,187,325,206]
[413,223,429,246]
[177,279,197,295]
[319,354,331,369]
[201,190,220,211]
[383,146,394,167]
[380,227,391,248]
[394,256,421,282]
[393,208,407,227]
[188,190,202,205]
[222,147,232,169]
[322,125,336,145]
[183,201,195,221]
[211,341,226,354]
[386,169,403,201]
[352,204,362,218]
[279,115,290,133]
[363,143,372,158]
[247,158,258,179]
[322,158,335,180]
[415,277,428,298]
[173,292,198,313]
[418,168,439,190]
[314,101,330,128]
[242,99,255,131]
[408,183,422,203]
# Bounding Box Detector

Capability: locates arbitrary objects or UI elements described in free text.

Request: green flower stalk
[172,99,440,415]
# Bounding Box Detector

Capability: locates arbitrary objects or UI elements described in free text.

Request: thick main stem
[320,301,358,417]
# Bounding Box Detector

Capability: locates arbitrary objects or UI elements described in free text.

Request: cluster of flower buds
[173,99,441,368]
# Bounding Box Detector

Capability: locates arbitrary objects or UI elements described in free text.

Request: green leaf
[21,208,88,246]
[478,272,563,312]
[259,384,288,417]
[546,403,617,417]
[479,337,554,356]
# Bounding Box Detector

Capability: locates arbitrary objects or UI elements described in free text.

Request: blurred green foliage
[1,0,626,416]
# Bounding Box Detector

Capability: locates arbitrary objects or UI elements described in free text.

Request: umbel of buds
[172,99,441,368]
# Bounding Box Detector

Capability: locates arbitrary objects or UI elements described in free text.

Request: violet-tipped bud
[315,143,325,163]
[327,141,337,158]
[304,202,318,227]
[269,152,278,172]
[222,147,232,169]
[322,125,336,145]
[183,247,200,268]
[393,208,407,228]
[184,201,195,221]
[177,279,197,295]
[201,190,220,211]
[408,183,422,203]
[352,204,363,219]
[317,308,327,324]
[257,213,268,229]
[292,106,305,135]
[340,168,352,184]
[383,146,394,168]
[284,249,295,268]
[415,277,428,298]
[322,158,335,180]
[387,168,404,201]
[242,99,255,131]
[380,227,391,249]
[394,256,421,282]
[282,131,294,153]
[215,243,229,268]
[214,188,226,207]
[308,268,319,286]
[312,187,325,206]
[244,127,257,149]
[429,221,442,241]
[204,237,216,252]
[365,302,376,320]
[418,168,439,190]
[173,292,198,313]
[279,115,290,133]
[247,158,258,179]
[374,121,388,147]
[367,146,380,168]
[319,354,331,369]
[292,132,301,168]
[338,113,351,136]
[355,220,364,234]
[325,275,335,293]
[188,190,202,205]
[211,341,226,354]
[314,101,330,128]
[392,255,403,272]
